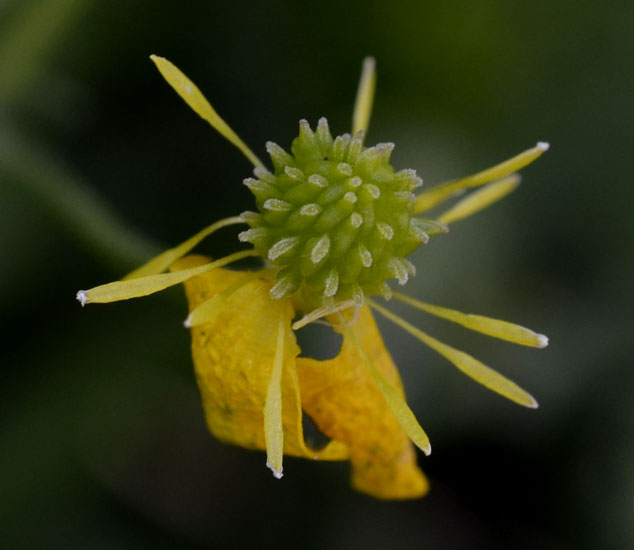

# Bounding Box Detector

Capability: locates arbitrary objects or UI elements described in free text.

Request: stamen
[184,272,262,327]
[414,142,549,213]
[350,212,363,228]
[310,234,331,264]
[263,198,292,212]
[377,222,394,241]
[339,312,432,455]
[268,236,300,261]
[123,216,244,280]
[291,300,355,330]
[77,250,257,305]
[358,244,373,268]
[392,291,549,348]
[437,175,520,225]
[264,312,286,479]
[369,300,538,408]
[323,269,340,297]
[352,57,376,136]
[150,56,264,169]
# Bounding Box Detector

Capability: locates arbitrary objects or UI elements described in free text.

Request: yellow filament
[339,313,432,455]
[150,55,264,169]
[185,272,263,327]
[415,142,549,213]
[291,300,355,331]
[78,250,257,304]
[352,57,376,136]
[124,216,244,280]
[436,175,520,225]
[264,312,286,479]
[369,300,538,408]
[392,291,548,348]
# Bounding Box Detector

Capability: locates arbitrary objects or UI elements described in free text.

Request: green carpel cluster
[239,118,429,311]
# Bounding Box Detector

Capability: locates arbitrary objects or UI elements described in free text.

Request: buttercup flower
[77,56,549,499]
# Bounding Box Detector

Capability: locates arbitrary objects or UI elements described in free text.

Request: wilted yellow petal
[297,306,428,499]
[150,55,264,169]
[436,175,520,225]
[415,142,549,213]
[175,255,348,462]
[77,250,256,305]
[124,216,244,280]
[352,57,376,136]
[264,312,286,479]
[392,291,548,348]
[370,300,538,408]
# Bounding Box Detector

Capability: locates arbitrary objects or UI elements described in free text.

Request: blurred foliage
[1,0,633,549]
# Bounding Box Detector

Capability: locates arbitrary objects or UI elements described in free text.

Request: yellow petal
[150,55,264,169]
[174,255,349,463]
[296,306,429,500]
[370,300,538,408]
[415,142,549,213]
[263,312,286,478]
[77,250,256,305]
[352,57,376,136]
[123,216,244,280]
[392,291,548,348]
[436,175,520,225]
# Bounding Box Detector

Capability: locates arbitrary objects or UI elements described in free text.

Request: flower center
[239,118,426,312]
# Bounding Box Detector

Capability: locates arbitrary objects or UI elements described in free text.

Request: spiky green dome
[239,118,429,311]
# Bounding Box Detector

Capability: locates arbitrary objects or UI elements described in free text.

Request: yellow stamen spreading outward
[150,55,264,169]
[414,142,550,214]
[392,291,549,348]
[76,250,256,305]
[264,312,287,479]
[436,174,520,225]
[340,312,432,456]
[369,300,538,408]
[124,216,244,280]
[352,56,377,136]
[184,272,263,328]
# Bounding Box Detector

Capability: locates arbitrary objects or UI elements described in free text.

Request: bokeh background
[2,1,633,548]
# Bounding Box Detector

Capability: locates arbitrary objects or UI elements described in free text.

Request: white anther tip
[537,141,550,151]
[266,461,284,479]
[183,315,193,328]
[537,334,549,348]
[76,290,87,307]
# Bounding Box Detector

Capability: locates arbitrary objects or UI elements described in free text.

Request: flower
[77,56,549,499]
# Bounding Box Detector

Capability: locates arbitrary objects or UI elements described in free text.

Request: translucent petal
[392,291,548,348]
[436,175,520,225]
[176,255,349,462]
[77,250,256,304]
[150,55,264,169]
[352,57,376,136]
[370,301,538,408]
[296,306,428,499]
[264,313,286,479]
[123,216,244,280]
[414,142,549,213]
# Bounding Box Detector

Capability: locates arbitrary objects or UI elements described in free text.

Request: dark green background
[2,1,633,548]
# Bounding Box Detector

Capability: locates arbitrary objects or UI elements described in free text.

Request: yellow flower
[77,56,549,499]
